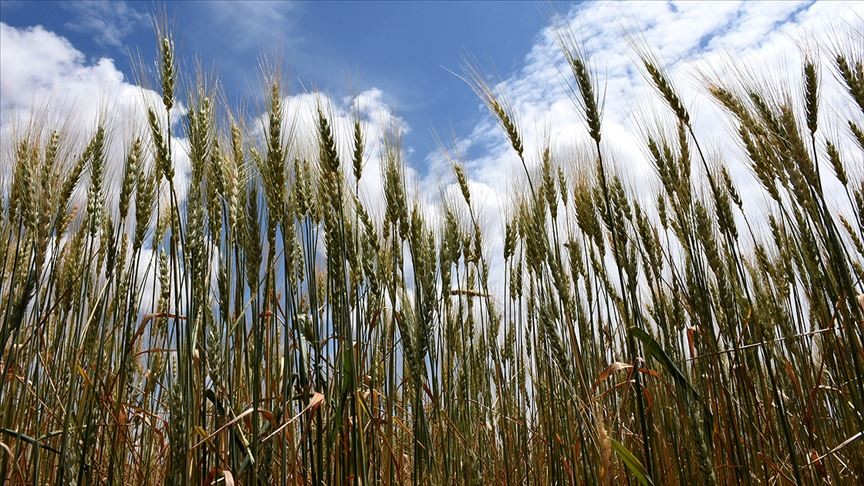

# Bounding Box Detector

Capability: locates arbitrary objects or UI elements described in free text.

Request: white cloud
[0,22,189,228]
[0,20,419,241]
[409,0,864,302]
[428,1,864,269]
[1,22,147,131]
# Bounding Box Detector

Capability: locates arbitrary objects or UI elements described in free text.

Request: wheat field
[1,16,863,486]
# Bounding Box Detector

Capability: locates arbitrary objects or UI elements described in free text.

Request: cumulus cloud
[1,22,152,132]
[0,21,191,223]
[0,20,418,233]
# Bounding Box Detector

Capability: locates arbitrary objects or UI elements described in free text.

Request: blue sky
[0,1,559,162]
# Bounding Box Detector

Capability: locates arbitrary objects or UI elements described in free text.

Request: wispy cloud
[420,0,863,293]
[430,0,863,216]
[62,0,148,48]
[198,1,301,53]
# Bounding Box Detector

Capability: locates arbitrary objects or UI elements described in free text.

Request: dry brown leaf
[264,392,326,442]
[592,361,633,393]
